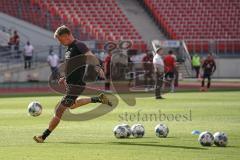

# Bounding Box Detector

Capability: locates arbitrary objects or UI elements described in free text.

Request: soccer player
[142,51,154,91]
[200,53,216,91]
[153,48,164,99]
[164,50,176,92]
[104,50,112,91]
[33,25,112,143]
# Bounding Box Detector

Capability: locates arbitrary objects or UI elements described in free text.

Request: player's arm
[85,51,105,79]
[58,76,66,86]
[142,56,146,69]
[212,60,217,73]
[201,60,206,69]
[153,61,164,75]
[104,57,108,75]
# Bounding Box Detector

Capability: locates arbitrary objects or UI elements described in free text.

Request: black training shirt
[64,40,90,85]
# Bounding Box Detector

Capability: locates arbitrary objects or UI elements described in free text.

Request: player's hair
[54,25,71,38]
[156,47,162,53]
[168,50,173,54]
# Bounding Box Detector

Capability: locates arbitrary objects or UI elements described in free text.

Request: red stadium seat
[143,0,240,53]
[0,0,146,51]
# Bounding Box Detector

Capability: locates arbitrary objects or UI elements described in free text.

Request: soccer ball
[113,125,129,138]
[213,132,228,147]
[27,101,42,117]
[131,124,145,138]
[121,124,131,137]
[198,131,214,146]
[155,123,169,138]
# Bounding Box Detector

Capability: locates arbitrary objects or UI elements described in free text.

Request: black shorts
[60,83,85,107]
[165,72,174,80]
[129,72,134,80]
[203,72,211,79]
[105,73,110,80]
[24,56,32,61]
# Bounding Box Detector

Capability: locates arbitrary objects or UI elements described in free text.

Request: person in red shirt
[164,50,176,92]
[142,52,153,90]
[104,51,112,91]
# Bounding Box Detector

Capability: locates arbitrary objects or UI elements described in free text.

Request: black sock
[42,129,51,140]
[105,82,110,90]
[201,79,205,87]
[91,96,101,103]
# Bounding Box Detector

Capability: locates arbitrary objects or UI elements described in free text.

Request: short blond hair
[54,25,71,38]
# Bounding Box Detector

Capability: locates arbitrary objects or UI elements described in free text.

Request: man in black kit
[34,25,112,143]
[200,53,216,91]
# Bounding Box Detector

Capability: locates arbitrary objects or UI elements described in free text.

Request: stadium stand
[0,0,147,51]
[143,0,240,53]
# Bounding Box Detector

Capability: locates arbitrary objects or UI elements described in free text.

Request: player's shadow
[109,142,207,150]
[49,141,104,145]
[49,140,207,150]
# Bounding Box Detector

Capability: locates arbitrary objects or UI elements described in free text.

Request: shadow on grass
[48,141,104,145]
[109,142,207,150]
[49,141,207,150]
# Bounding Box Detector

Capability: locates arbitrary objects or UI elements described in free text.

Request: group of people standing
[152,48,177,99]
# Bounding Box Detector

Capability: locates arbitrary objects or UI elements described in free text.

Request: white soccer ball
[198,131,214,146]
[27,101,42,117]
[121,124,131,137]
[113,125,129,138]
[155,123,169,138]
[213,132,228,147]
[131,124,145,138]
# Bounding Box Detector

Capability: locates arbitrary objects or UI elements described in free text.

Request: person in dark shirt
[33,25,112,143]
[128,55,134,87]
[104,51,112,91]
[200,53,216,91]
[142,52,153,90]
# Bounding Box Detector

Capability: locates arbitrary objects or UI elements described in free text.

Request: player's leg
[28,57,32,69]
[155,73,164,99]
[207,75,211,89]
[194,67,198,78]
[170,72,175,92]
[105,81,110,91]
[201,73,206,91]
[70,97,91,109]
[24,56,27,69]
[70,93,112,109]
[201,78,205,86]
[196,66,200,78]
[144,72,148,90]
[48,103,68,131]
[33,96,76,143]
[104,74,110,91]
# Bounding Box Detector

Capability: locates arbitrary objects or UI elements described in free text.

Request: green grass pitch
[0,91,240,160]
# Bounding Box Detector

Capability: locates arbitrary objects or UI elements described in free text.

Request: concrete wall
[213,58,240,78]
[0,64,51,82]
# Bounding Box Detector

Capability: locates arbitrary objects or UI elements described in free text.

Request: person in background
[128,55,134,87]
[47,47,60,81]
[8,30,20,57]
[171,52,179,88]
[192,53,201,78]
[164,50,176,92]
[33,25,111,143]
[142,51,153,91]
[200,53,216,91]
[23,41,34,69]
[153,48,165,99]
[104,51,112,91]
